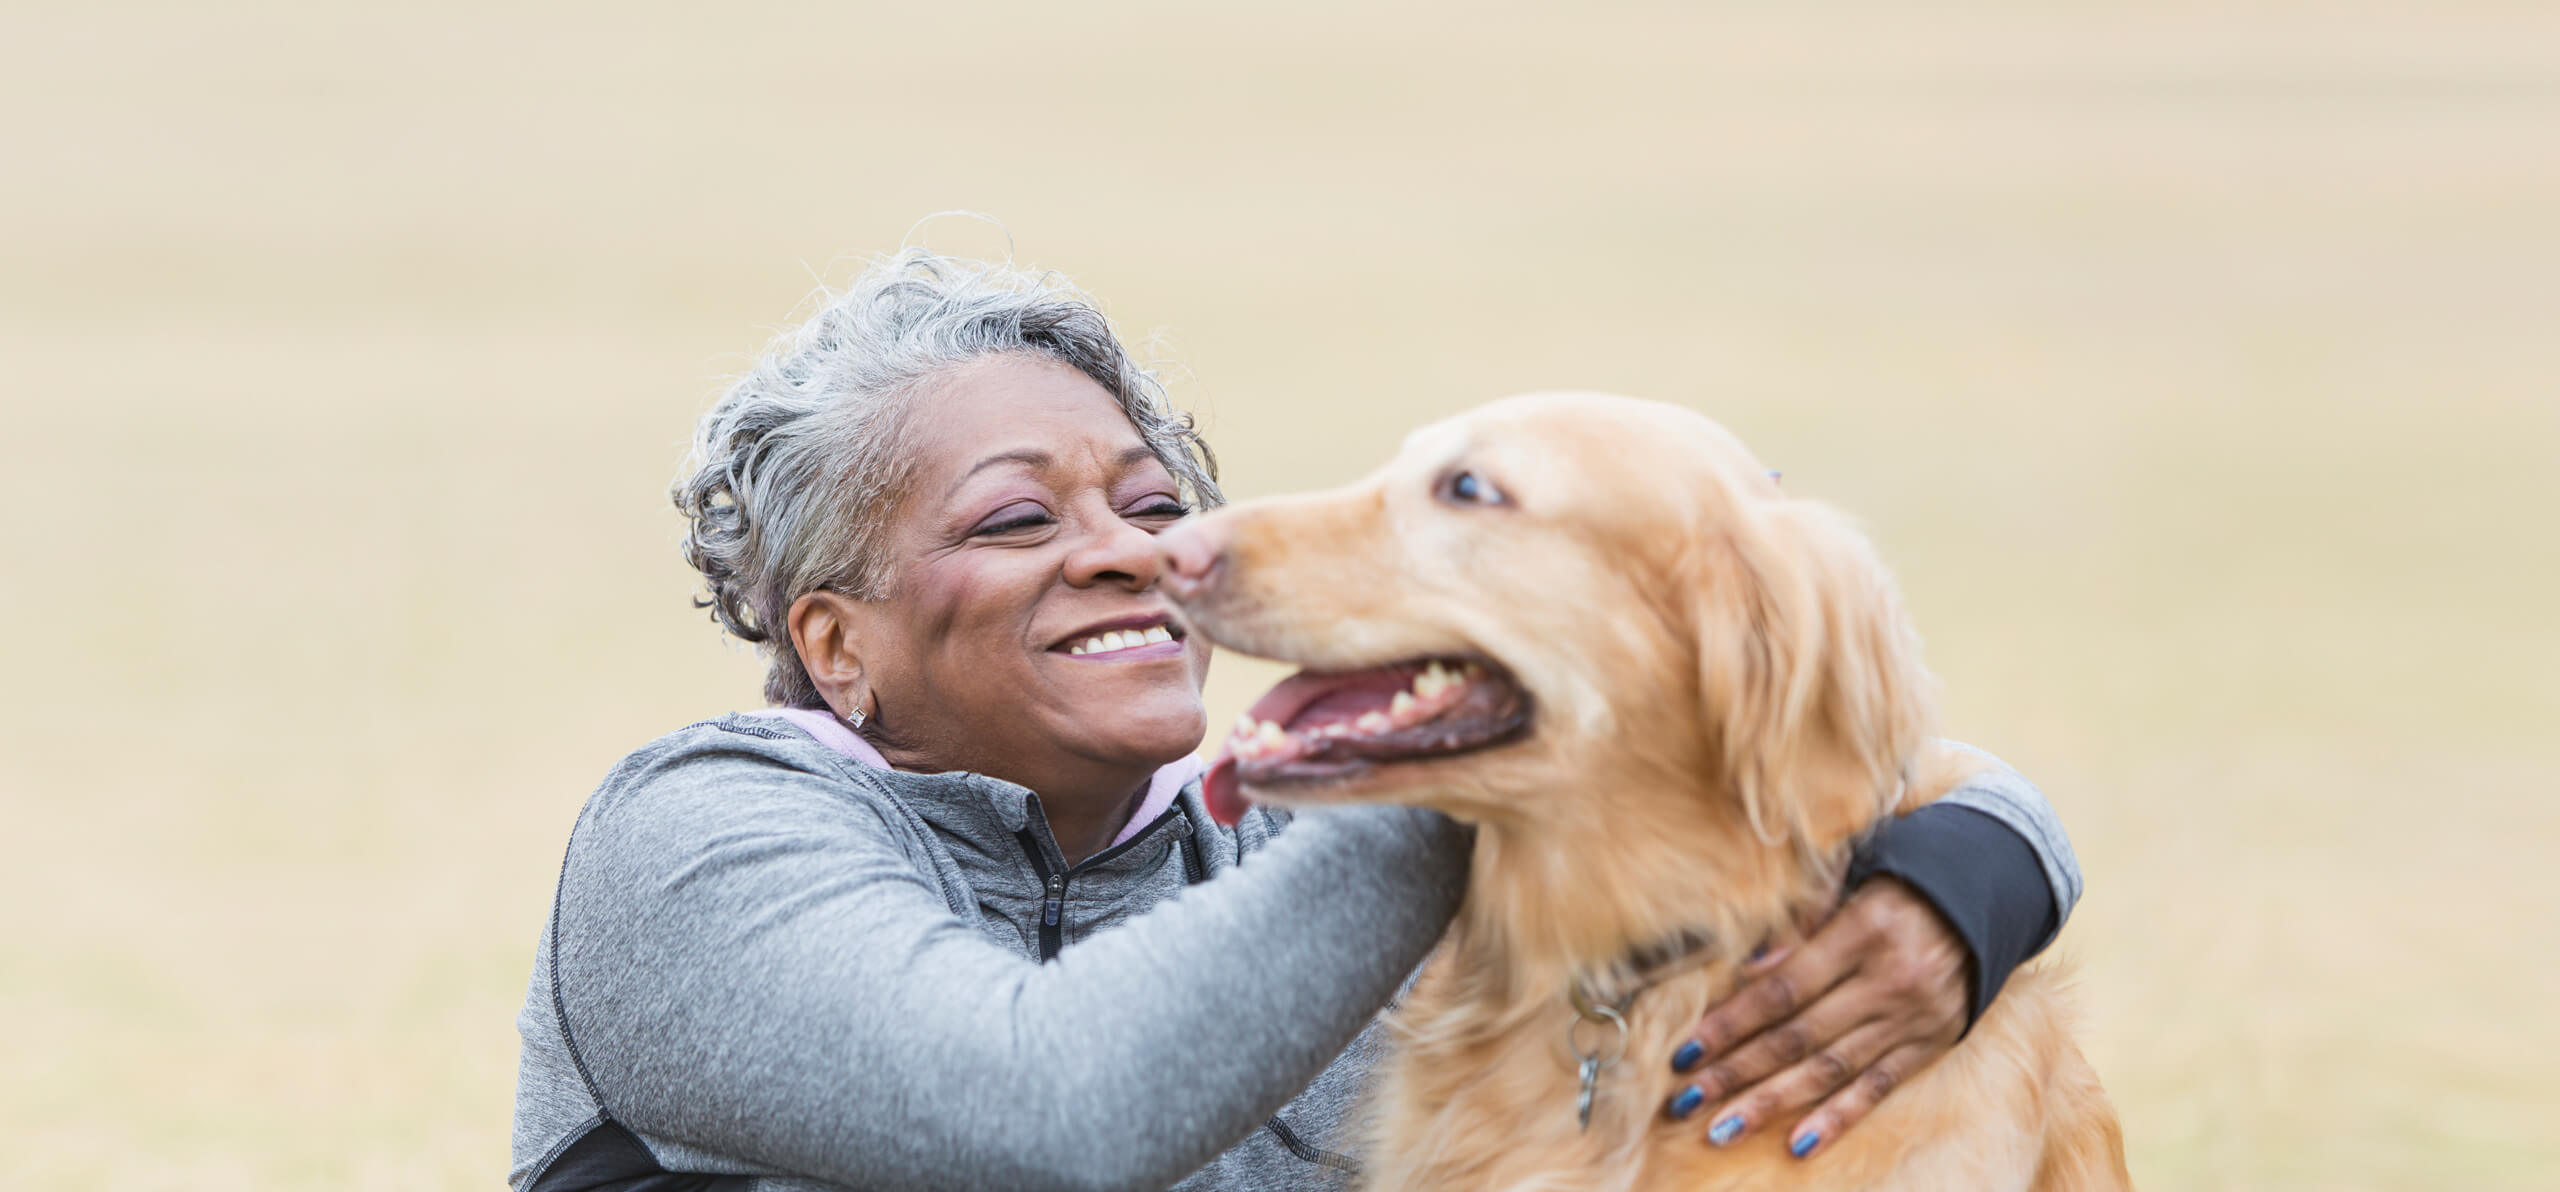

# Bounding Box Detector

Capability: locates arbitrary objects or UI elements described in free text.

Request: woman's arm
[551,737,1468,1192]
[1922,740,2084,941]
[1663,744,2081,1157]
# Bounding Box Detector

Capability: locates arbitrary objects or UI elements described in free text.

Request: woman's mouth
[1065,625,1178,656]
[1052,616,1189,661]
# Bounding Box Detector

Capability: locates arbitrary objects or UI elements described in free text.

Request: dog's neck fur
[1358,771,1871,1192]
[1446,748,1877,1018]
[1455,802,1836,1023]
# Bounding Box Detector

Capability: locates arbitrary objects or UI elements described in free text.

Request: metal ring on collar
[1566,1002,1629,1067]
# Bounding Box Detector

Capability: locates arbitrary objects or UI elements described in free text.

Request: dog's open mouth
[1201,658,1531,825]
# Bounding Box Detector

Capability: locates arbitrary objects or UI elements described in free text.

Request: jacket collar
[729,712,1203,863]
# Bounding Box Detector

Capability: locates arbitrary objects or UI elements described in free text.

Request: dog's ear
[1690,497,1935,846]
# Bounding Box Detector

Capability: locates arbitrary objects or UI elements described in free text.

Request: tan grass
[1,2,2553,1187]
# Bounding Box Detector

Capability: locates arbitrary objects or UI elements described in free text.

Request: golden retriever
[1156,393,2127,1191]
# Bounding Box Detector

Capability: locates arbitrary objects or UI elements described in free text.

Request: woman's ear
[787,590,871,717]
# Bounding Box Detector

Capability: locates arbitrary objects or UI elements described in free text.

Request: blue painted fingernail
[1671,1040,1705,1072]
[1709,1115,1745,1146]
[1667,1085,1705,1119]
[1790,1130,1821,1158]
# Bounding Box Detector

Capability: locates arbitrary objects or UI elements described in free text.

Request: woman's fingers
[1663,877,1974,1150]
[1669,994,1869,1113]
[1669,920,1853,1079]
[1783,1041,1935,1159]
[1687,1018,1902,1149]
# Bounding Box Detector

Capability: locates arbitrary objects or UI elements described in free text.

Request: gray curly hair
[674,248,1223,709]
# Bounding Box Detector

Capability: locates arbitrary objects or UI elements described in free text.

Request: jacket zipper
[1014,830,1068,961]
[1013,804,1191,963]
[1018,805,1355,1178]
[1039,871,1067,960]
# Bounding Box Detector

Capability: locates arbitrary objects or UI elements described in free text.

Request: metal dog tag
[1566,1000,1628,1133]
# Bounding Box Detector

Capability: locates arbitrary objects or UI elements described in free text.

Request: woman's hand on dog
[1663,877,1969,1159]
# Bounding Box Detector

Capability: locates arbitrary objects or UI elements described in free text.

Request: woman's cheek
[909,557,1005,642]
[1185,636,1213,688]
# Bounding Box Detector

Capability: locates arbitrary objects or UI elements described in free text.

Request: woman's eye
[1439,469,1504,506]
[1130,500,1191,520]
[972,509,1054,537]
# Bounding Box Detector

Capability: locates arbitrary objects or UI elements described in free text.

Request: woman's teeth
[1067,626,1176,656]
[1228,661,1480,761]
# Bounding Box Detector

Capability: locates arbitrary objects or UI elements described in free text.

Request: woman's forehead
[907,356,1157,489]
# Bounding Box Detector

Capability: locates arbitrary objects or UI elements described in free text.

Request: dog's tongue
[1202,667,1412,827]
[1202,752,1249,827]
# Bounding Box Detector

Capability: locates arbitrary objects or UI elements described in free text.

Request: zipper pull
[1043,873,1065,927]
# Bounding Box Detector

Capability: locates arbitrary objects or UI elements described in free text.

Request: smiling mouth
[1203,658,1532,824]
[1055,618,1187,658]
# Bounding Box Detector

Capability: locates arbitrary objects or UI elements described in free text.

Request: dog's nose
[1155,517,1225,601]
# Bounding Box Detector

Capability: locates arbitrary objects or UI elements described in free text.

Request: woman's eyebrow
[946,444,1161,500]
[948,449,1053,499]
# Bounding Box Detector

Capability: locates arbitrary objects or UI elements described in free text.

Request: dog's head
[1160,392,1934,853]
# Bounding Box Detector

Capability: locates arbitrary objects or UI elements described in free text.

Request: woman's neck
[875,735,1158,865]
[1042,779,1150,865]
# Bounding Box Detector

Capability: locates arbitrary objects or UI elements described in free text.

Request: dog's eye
[1439,469,1505,507]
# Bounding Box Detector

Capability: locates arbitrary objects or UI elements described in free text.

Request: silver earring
[843,704,866,730]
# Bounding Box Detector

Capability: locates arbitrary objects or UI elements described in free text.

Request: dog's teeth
[1256,720,1288,748]
[1356,711,1392,734]
[1390,691,1416,717]
[1234,713,1256,737]
[1321,723,1349,737]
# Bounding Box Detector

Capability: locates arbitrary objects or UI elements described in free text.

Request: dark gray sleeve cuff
[1845,802,2061,1031]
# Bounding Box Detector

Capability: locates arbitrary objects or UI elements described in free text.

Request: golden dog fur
[1168,394,2128,1191]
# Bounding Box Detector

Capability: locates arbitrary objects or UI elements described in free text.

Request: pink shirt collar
[743,708,1203,850]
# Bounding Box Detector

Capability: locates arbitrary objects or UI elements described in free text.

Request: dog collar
[1567,926,1720,1020]
[1563,928,1718,1131]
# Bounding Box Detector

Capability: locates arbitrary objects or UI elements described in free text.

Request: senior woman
[509,250,2083,1191]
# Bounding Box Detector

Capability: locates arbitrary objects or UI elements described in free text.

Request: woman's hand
[1662,877,1969,1159]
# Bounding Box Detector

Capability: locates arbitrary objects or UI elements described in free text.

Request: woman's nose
[1062,512,1165,591]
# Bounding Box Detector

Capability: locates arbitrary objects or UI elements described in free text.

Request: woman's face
[848,354,1212,790]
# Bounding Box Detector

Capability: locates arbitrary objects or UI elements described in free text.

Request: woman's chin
[1088,698,1209,772]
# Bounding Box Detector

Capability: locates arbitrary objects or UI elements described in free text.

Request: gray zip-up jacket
[510,715,2079,1192]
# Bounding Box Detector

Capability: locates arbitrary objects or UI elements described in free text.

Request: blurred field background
[3,1,2554,1188]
